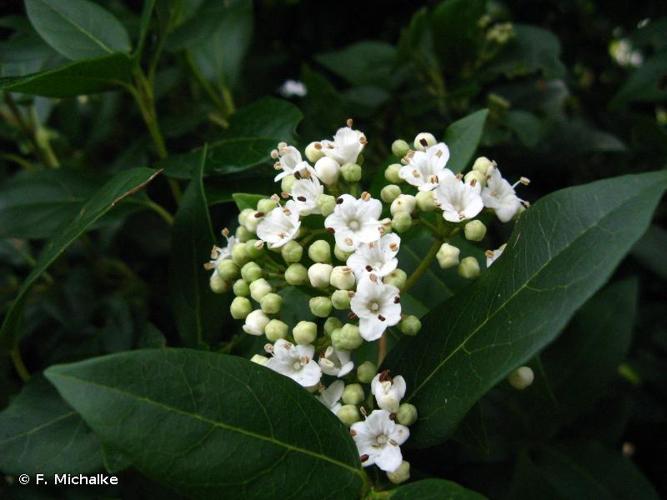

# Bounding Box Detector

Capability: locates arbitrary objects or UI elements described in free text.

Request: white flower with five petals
[273,144,315,182]
[320,126,366,165]
[347,233,401,279]
[351,409,410,472]
[371,372,407,413]
[350,274,401,341]
[256,201,301,249]
[265,339,322,387]
[290,175,323,215]
[318,346,354,378]
[481,166,528,223]
[317,380,344,414]
[399,142,450,191]
[324,194,383,252]
[434,171,484,222]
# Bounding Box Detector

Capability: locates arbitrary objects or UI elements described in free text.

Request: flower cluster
[205,122,528,482]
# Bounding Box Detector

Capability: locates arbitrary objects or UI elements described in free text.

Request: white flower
[314,156,340,185]
[319,346,354,378]
[481,166,528,223]
[265,339,322,387]
[321,126,366,165]
[290,175,323,215]
[434,171,484,223]
[272,144,315,182]
[242,309,270,336]
[350,274,401,341]
[324,194,383,252]
[347,233,400,279]
[399,143,450,191]
[351,409,409,472]
[204,233,237,276]
[317,380,344,414]
[256,201,301,249]
[485,243,507,267]
[278,79,307,97]
[371,372,407,413]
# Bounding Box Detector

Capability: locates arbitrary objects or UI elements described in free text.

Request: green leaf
[169,148,227,347]
[45,349,367,498]
[232,192,263,211]
[0,53,132,97]
[0,168,160,352]
[316,41,397,88]
[430,0,485,73]
[384,170,667,447]
[25,0,131,60]
[0,32,61,77]
[444,109,489,173]
[0,376,102,475]
[161,97,303,178]
[390,479,487,499]
[611,50,667,108]
[632,224,667,279]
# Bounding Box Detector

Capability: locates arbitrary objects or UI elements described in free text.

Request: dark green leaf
[384,171,667,447]
[430,0,485,73]
[45,349,368,498]
[611,51,667,108]
[444,109,489,173]
[232,192,263,211]
[0,168,160,351]
[632,224,667,279]
[505,110,543,148]
[391,479,487,499]
[0,32,61,77]
[0,376,102,475]
[25,0,131,60]
[316,41,397,88]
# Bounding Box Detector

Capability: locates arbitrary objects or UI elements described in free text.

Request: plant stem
[377,335,387,365]
[403,238,442,293]
[10,346,30,382]
[144,199,174,225]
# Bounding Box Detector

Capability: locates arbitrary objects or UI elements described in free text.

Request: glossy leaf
[232,192,263,211]
[45,349,368,498]
[25,0,131,60]
[384,171,667,447]
[632,224,667,279]
[391,479,486,499]
[444,109,489,173]
[316,41,397,88]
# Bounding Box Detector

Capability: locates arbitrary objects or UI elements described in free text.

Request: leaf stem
[403,237,442,293]
[10,345,30,382]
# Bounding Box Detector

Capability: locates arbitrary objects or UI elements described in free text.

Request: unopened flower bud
[472,156,494,175]
[216,259,239,280]
[242,309,269,336]
[293,321,317,345]
[260,292,283,314]
[400,315,422,336]
[230,296,252,319]
[381,184,401,203]
[341,163,362,182]
[250,354,268,365]
[242,212,260,233]
[392,212,412,233]
[232,279,249,297]
[210,273,229,294]
[337,405,361,426]
[458,256,480,279]
[385,163,403,183]
[436,243,460,269]
[331,289,351,310]
[508,366,534,390]
[464,220,487,241]
[414,132,436,151]
[330,266,355,290]
[241,262,262,282]
[285,263,308,285]
[309,240,331,263]
[249,278,272,302]
[232,244,250,266]
[245,239,263,259]
[305,142,324,163]
[390,194,416,215]
[281,240,303,264]
[342,384,365,405]
[317,194,337,216]
[334,244,352,262]
[332,323,363,350]
[384,269,407,289]
[324,316,343,335]
[391,139,410,158]
[238,208,254,227]
[264,319,288,341]
[257,198,276,213]
[308,263,333,288]
[281,174,296,193]
[235,225,253,243]
[309,296,332,318]
[396,404,418,426]
[416,190,437,212]
[315,156,340,185]
[387,461,410,485]
[357,361,377,383]
[464,170,486,187]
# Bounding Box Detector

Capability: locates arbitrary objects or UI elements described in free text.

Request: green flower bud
[384,269,407,289]
[391,139,410,158]
[357,361,377,383]
[257,198,277,213]
[458,256,481,279]
[331,289,352,310]
[216,259,239,280]
[235,225,253,243]
[250,354,268,365]
[464,220,487,242]
[280,174,296,193]
[436,243,460,269]
[238,208,254,227]
[309,296,332,318]
[230,296,252,319]
[396,403,418,426]
[210,273,229,294]
[464,170,486,188]
[308,263,333,288]
[416,190,436,212]
[341,163,362,182]
[400,315,422,336]
[265,319,288,341]
[508,366,534,390]
[305,142,324,163]
[249,278,272,301]
[332,323,363,351]
[384,163,403,184]
[281,240,303,264]
[232,244,251,266]
[330,266,355,290]
[381,184,402,203]
[308,240,331,263]
[245,239,264,259]
[387,461,410,485]
[414,132,436,151]
[334,244,353,262]
[241,261,262,282]
[260,292,283,314]
[390,194,416,215]
[232,278,250,297]
[317,194,337,217]
[242,211,260,233]
[324,317,343,335]
[472,156,495,176]
[337,404,361,426]
[293,321,317,345]
[392,212,412,233]
[342,384,365,405]
[283,263,307,285]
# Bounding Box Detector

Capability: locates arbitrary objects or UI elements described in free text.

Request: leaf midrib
[0,411,76,444]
